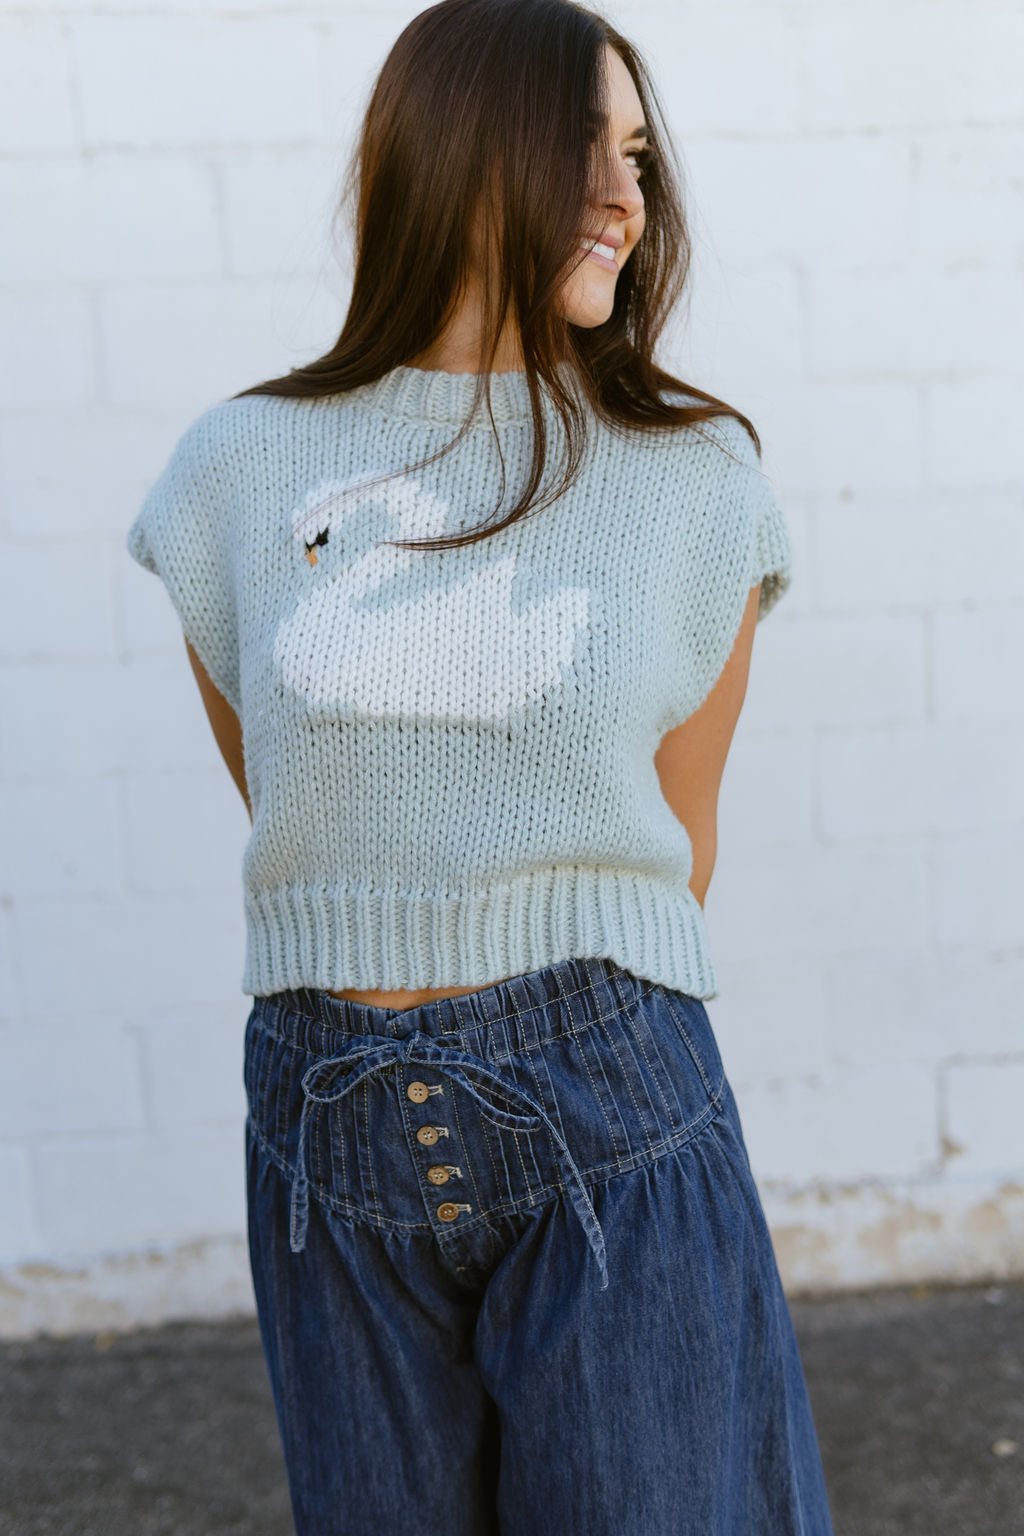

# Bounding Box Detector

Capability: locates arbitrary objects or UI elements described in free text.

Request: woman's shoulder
[184,390,289,446]
[656,391,760,458]
[159,392,266,464]
[159,391,322,490]
[616,397,762,499]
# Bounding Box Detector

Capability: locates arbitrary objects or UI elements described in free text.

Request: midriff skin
[325,980,515,1011]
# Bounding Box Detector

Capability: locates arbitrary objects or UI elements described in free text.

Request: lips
[578,236,621,274]
[581,230,624,250]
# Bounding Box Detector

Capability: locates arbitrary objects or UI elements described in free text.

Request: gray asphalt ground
[1,1277,1022,1536]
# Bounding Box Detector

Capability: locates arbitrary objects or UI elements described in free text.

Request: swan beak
[306,548,318,567]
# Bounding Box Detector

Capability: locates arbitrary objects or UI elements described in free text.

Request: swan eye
[303,526,329,565]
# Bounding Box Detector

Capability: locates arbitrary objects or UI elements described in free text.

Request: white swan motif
[273,470,593,722]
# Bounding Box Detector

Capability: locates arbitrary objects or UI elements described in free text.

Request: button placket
[288,1029,607,1287]
[406,1075,472,1221]
[426,1164,461,1185]
[436,1201,472,1222]
[406,1079,444,1104]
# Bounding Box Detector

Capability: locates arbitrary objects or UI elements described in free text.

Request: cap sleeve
[663,416,794,727]
[746,452,793,622]
[124,408,242,715]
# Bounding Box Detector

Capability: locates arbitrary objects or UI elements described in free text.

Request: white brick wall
[1,0,1021,1336]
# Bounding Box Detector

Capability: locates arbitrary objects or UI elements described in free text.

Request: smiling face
[557,43,648,329]
[409,39,652,375]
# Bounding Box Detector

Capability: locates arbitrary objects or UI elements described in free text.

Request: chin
[559,268,621,330]
[564,299,616,330]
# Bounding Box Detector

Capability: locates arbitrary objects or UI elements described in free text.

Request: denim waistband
[253,956,664,1291]
[257,954,650,1061]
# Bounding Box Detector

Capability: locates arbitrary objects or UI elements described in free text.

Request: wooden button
[436,1202,459,1222]
[407,1081,430,1103]
[426,1165,450,1185]
[416,1125,440,1146]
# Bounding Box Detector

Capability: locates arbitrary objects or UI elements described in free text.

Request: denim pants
[243,955,834,1535]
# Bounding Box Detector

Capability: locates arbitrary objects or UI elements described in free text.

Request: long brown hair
[230,0,760,552]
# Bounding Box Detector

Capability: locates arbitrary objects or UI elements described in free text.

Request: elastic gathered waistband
[255,954,661,1064]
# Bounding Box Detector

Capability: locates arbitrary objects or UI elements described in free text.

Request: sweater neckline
[356,362,567,428]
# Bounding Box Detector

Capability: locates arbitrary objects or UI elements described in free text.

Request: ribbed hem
[241,869,719,1001]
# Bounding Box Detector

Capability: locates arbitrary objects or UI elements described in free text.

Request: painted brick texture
[0,0,1020,1334]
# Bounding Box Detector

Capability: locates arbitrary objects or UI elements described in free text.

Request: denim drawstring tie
[288,1027,608,1289]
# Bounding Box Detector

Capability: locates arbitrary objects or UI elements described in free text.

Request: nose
[593,160,644,229]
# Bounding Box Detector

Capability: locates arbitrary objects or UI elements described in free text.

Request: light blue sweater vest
[125,364,792,999]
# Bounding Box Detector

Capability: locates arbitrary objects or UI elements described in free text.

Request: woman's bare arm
[654,582,762,908]
[183,637,252,822]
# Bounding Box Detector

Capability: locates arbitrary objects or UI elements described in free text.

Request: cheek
[557,262,615,324]
[556,256,587,303]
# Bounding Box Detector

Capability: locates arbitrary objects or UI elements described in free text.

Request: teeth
[581,239,617,261]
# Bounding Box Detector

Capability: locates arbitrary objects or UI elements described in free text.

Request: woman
[125,0,834,1530]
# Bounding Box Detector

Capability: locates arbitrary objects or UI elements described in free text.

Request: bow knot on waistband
[287,1027,608,1289]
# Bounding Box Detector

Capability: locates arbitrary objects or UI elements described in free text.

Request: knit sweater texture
[124,364,792,1000]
